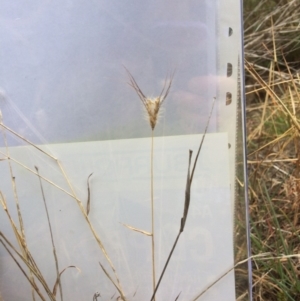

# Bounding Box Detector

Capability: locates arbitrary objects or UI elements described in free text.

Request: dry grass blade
[86,172,93,215]
[0,117,125,296]
[247,127,294,156]
[120,222,152,236]
[0,232,55,300]
[244,0,300,65]
[174,292,181,301]
[0,151,76,199]
[150,98,215,301]
[0,239,48,301]
[282,53,300,102]
[0,208,45,287]
[99,263,126,301]
[192,256,258,301]
[192,253,300,301]
[0,191,42,301]
[52,266,80,297]
[180,150,192,232]
[0,191,23,246]
[0,132,124,300]
[245,61,300,131]
[0,121,57,161]
[55,160,125,294]
[35,166,63,301]
[158,70,176,104]
[123,66,147,105]
[190,97,216,182]
[149,231,181,301]
[0,112,37,301]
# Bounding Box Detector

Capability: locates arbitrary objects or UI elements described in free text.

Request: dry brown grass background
[244,0,300,300]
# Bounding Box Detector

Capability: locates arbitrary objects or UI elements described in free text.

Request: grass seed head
[145,97,161,130]
[124,66,174,130]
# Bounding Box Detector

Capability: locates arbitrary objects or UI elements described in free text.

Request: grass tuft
[245,0,300,300]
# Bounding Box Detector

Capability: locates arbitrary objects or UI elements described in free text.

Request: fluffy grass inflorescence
[144,97,162,130]
[245,0,300,300]
[124,67,174,130]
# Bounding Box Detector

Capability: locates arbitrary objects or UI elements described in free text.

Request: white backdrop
[0,134,234,300]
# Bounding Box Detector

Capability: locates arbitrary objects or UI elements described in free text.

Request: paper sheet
[0,133,235,301]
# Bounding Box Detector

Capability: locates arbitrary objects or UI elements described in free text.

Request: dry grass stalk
[52,266,80,297]
[35,166,63,301]
[125,67,175,298]
[0,230,55,300]
[150,98,215,301]
[120,223,152,236]
[0,239,47,301]
[99,263,124,298]
[86,172,93,215]
[0,115,126,300]
[0,112,37,301]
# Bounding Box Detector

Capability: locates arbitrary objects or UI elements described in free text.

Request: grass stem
[151,129,156,298]
[0,113,37,301]
[35,166,63,301]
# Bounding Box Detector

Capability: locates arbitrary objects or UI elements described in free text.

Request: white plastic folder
[0,1,251,301]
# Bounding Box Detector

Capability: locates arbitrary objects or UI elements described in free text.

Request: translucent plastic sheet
[0,1,250,301]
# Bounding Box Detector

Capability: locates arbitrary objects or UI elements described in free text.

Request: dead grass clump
[245,0,300,300]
